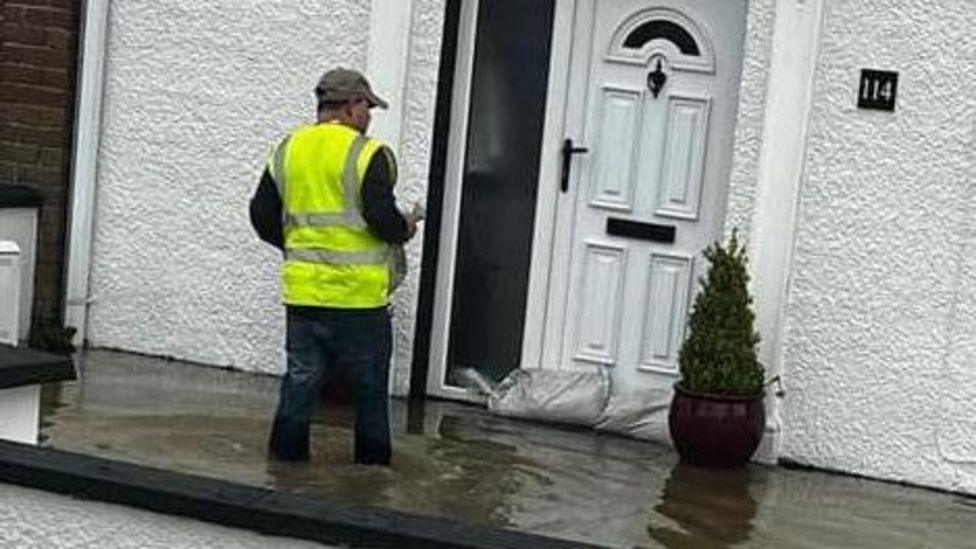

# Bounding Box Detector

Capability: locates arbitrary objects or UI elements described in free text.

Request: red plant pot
[668,384,765,468]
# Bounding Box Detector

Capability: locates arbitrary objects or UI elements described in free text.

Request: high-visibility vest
[269,123,395,308]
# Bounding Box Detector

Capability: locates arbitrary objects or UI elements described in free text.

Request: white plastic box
[0,240,22,346]
[0,207,37,343]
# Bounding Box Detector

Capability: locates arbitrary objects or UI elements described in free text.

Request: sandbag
[458,367,675,445]
[458,367,610,427]
[594,389,673,446]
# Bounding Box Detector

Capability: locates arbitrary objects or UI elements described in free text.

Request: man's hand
[407,202,425,223]
[404,202,425,241]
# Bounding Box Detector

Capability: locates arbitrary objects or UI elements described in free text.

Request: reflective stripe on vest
[285,212,365,229]
[285,247,389,265]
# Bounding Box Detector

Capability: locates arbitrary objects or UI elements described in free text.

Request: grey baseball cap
[315,68,388,109]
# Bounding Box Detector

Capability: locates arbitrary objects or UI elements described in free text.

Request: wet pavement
[39,350,976,548]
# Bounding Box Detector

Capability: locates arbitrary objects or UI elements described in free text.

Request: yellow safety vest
[268,123,395,308]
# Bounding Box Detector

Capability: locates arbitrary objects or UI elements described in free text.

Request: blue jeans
[269,306,392,464]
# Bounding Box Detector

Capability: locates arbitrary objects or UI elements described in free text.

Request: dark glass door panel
[446,0,556,385]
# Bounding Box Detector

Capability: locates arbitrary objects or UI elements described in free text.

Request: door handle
[560,138,589,192]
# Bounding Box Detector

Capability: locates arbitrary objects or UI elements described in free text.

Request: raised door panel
[655,94,711,220]
[571,242,627,365]
[589,87,643,211]
[638,253,693,373]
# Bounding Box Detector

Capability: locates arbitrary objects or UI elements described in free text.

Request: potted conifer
[668,230,765,468]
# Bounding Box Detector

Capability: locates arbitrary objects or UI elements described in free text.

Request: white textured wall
[0,483,329,548]
[386,0,445,395]
[88,0,443,393]
[942,137,976,492]
[779,0,976,493]
[724,0,776,237]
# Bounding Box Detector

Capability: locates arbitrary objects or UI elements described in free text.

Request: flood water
[40,350,976,548]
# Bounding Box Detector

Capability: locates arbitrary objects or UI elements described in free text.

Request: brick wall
[0,0,80,329]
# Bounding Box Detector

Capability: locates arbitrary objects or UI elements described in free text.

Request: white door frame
[426,0,484,401]
[521,0,591,372]
[427,0,580,398]
[742,0,826,462]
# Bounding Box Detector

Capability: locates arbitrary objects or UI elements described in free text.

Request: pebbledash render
[60,0,976,495]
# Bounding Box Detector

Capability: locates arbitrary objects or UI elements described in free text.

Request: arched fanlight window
[607,8,714,73]
[622,20,700,56]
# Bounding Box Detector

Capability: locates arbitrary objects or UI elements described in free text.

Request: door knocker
[647,58,667,99]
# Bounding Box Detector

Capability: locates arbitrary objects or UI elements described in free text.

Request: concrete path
[38,350,976,548]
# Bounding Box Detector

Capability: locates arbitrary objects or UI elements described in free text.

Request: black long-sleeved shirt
[249,145,410,251]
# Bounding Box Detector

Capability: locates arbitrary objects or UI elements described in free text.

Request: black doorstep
[0,345,75,390]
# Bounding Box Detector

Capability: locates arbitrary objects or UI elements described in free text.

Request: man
[249,68,420,465]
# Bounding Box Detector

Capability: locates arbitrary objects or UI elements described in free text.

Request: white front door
[530,0,747,396]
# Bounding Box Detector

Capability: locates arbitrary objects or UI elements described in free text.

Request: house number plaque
[857,69,898,111]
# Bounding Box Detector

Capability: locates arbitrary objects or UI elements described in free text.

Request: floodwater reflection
[648,464,758,548]
[263,402,529,529]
